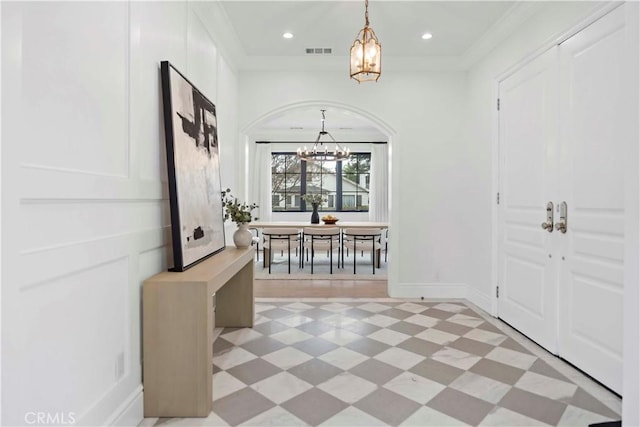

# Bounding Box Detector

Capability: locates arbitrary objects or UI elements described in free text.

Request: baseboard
[388,283,467,299]
[107,386,143,427]
[466,285,493,314]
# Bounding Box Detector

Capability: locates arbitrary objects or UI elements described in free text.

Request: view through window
[271,152,371,212]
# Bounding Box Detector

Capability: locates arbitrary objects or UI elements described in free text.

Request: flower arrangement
[221,189,258,224]
[301,193,326,205]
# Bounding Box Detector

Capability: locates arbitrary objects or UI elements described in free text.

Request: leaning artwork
[160,61,225,271]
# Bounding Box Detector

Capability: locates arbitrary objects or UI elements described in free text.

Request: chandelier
[350,0,382,83]
[296,110,350,162]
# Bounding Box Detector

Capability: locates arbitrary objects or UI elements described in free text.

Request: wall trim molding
[466,286,493,315]
[107,386,143,426]
[389,283,468,300]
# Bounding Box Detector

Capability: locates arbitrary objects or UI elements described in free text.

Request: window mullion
[336,161,343,212]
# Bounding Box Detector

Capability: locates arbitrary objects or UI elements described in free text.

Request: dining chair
[262,228,301,274]
[342,228,382,274]
[302,227,341,274]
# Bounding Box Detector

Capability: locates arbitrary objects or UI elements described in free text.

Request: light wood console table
[143,247,254,417]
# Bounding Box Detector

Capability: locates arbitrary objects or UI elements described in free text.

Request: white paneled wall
[1,2,239,425]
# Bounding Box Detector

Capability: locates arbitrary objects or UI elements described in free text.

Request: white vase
[233,223,253,248]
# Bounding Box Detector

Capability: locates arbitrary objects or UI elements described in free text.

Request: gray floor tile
[240,336,287,357]
[301,307,336,319]
[343,307,375,319]
[448,337,495,357]
[281,388,348,425]
[353,388,421,426]
[570,388,620,419]
[349,358,404,385]
[469,358,525,385]
[345,337,392,357]
[287,359,344,385]
[409,358,465,386]
[528,359,570,382]
[499,387,568,425]
[261,307,298,319]
[252,319,290,335]
[212,387,276,425]
[423,308,456,320]
[225,358,282,385]
[388,320,429,336]
[379,307,415,320]
[427,387,495,425]
[212,337,234,355]
[397,337,442,356]
[499,337,532,354]
[433,320,473,336]
[340,319,382,336]
[477,321,503,333]
[295,319,336,336]
[293,337,339,357]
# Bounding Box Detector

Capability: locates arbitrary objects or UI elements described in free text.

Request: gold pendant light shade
[350,0,381,83]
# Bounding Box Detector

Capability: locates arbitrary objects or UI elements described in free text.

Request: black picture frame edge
[160,60,226,273]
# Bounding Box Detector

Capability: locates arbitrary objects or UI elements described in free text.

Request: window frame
[270,151,371,213]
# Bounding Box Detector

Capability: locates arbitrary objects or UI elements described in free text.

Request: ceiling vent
[305,48,332,55]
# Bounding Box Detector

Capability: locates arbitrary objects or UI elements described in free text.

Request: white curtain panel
[252,143,272,221]
[370,143,389,222]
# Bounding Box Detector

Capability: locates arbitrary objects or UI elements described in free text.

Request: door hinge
[497,98,500,111]
[496,192,500,205]
[496,286,499,298]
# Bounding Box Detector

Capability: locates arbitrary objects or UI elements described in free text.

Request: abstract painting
[160,61,225,271]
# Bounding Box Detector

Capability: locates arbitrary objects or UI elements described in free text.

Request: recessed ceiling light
[421,33,433,40]
[283,32,294,39]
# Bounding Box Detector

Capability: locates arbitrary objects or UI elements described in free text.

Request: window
[271,152,371,212]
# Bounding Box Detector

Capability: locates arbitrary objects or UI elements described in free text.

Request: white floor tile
[212,347,257,370]
[317,372,377,404]
[251,371,313,404]
[383,371,445,404]
[515,371,578,401]
[431,347,482,370]
[240,406,307,426]
[261,347,313,370]
[485,347,537,370]
[414,328,458,345]
[211,371,247,401]
[318,347,370,370]
[320,406,388,426]
[374,347,425,370]
[400,406,469,426]
[367,328,410,346]
[270,328,313,345]
[449,372,511,404]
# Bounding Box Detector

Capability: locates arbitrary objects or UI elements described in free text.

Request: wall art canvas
[160,61,225,271]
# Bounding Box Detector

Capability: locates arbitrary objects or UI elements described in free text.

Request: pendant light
[350,0,382,83]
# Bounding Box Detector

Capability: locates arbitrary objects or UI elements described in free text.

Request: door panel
[558,6,625,394]
[498,47,558,353]
[497,6,627,393]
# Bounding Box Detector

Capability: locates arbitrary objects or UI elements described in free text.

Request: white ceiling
[219,1,515,57]
[216,1,538,135]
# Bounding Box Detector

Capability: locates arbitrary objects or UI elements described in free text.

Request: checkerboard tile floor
[152,299,621,426]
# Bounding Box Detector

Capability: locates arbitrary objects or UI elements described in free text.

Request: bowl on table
[322,216,339,225]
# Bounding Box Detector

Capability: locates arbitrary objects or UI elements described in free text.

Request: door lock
[555,201,568,233]
[541,201,554,232]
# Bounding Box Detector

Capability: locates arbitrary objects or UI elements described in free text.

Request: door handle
[555,201,567,233]
[541,201,554,232]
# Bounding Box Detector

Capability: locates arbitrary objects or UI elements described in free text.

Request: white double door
[498,6,627,394]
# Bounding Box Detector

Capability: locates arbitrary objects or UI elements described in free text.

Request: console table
[142,247,254,417]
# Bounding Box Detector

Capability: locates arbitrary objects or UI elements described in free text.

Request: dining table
[248,221,389,269]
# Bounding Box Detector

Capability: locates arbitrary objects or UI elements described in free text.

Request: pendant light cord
[365,0,370,27]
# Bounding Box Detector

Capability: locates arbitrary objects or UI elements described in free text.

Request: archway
[239,100,397,297]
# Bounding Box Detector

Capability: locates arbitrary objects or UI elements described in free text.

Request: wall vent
[305,48,332,55]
